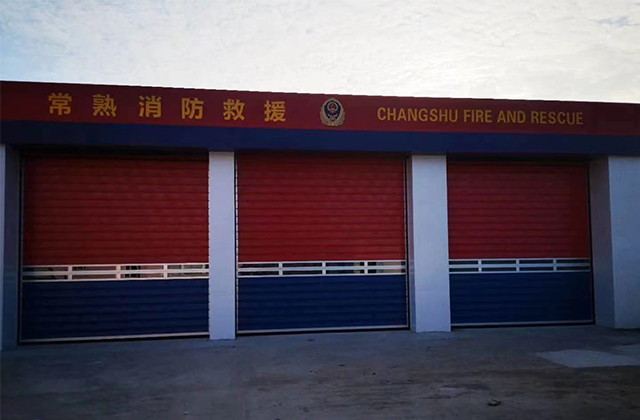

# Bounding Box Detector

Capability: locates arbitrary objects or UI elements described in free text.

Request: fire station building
[1,81,639,348]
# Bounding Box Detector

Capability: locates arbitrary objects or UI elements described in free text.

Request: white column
[209,152,236,339]
[0,145,5,349]
[590,156,640,329]
[1,145,20,350]
[407,155,451,332]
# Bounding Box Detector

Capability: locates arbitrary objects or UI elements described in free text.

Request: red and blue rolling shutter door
[236,152,408,332]
[447,160,593,325]
[21,152,209,341]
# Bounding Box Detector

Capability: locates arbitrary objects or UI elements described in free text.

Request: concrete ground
[2,326,640,420]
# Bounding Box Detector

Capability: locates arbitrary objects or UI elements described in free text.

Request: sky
[1,0,639,103]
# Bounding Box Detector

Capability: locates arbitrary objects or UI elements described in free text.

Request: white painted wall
[407,155,451,332]
[609,157,640,329]
[209,152,237,339]
[590,156,640,329]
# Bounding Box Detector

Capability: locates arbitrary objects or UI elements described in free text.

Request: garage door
[20,152,209,342]
[447,160,593,325]
[236,152,408,333]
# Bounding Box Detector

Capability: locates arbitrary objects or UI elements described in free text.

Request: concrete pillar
[0,145,5,349]
[1,145,20,350]
[590,156,640,329]
[208,152,236,339]
[407,155,451,332]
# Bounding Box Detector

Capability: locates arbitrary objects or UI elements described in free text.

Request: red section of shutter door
[447,160,590,259]
[237,152,406,262]
[23,153,209,265]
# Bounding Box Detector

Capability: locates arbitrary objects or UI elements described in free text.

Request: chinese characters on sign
[45,92,291,124]
[182,98,204,120]
[139,95,162,118]
[93,94,117,117]
[264,100,286,122]
[48,93,72,116]
[223,99,245,121]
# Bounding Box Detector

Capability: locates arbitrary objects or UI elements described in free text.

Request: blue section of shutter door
[450,272,593,325]
[237,275,408,332]
[21,280,209,341]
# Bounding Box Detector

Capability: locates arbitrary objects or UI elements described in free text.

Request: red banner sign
[1,81,639,136]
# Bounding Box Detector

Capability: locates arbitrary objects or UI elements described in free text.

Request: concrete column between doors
[0,145,5,350]
[209,152,236,339]
[407,155,451,332]
[590,156,640,329]
[1,145,20,350]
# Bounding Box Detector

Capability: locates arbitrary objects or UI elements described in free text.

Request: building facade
[1,81,639,348]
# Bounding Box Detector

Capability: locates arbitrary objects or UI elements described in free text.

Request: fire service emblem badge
[320,98,345,127]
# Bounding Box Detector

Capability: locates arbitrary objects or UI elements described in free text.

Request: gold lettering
[377,107,386,121]
[264,100,286,122]
[539,111,548,124]
[182,97,204,120]
[223,99,245,121]
[419,108,428,122]
[49,93,72,116]
[576,112,584,125]
[407,108,418,122]
[139,95,162,118]
[499,110,524,124]
[464,109,472,122]
[93,94,116,117]
[557,112,566,124]
[398,108,407,121]
[430,108,438,122]
[531,111,540,124]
